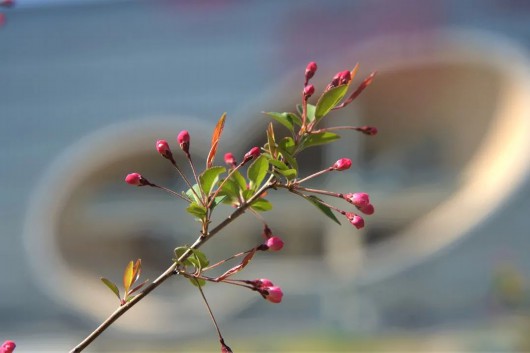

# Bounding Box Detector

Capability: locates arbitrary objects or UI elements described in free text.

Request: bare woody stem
[69,175,276,353]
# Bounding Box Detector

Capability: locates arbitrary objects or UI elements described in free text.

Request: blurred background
[2,0,530,352]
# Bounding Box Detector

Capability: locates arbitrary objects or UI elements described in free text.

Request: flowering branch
[70,60,378,353]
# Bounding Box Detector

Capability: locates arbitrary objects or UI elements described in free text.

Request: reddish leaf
[206,113,226,169]
[129,279,149,295]
[132,259,142,283]
[216,248,256,282]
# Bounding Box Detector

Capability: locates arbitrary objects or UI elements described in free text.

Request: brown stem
[69,175,275,353]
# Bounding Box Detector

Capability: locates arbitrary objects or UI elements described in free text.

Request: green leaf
[185,184,202,203]
[210,195,226,209]
[250,198,273,212]
[232,170,247,190]
[267,158,289,171]
[277,168,297,180]
[220,178,240,200]
[304,195,341,225]
[296,104,316,122]
[315,84,349,120]
[189,277,206,287]
[173,246,193,267]
[186,202,207,219]
[278,137,295,154]
[199,166,226,195]
[247,155,269,191]
[242,189,253,201]
[303,132,340,148]
[101,278,120,300]
[277,147,298,171]
[189,249,209,270]
[264,112,301,132]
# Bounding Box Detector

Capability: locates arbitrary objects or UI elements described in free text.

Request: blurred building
[2,0,530,351]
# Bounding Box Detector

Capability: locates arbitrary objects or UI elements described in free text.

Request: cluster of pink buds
[303,61,318,99]
[252,278,283,303]
[0,340,15,353]
[343,192,374,215]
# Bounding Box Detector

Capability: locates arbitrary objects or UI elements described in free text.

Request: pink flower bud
[305,61,317,81]
[346,213,364,229]
[263,286,283,303]
[224,152,236,167]
[358,203,375,215]
[125,173,147,186]
[220,339,233,353]
[177,130,190,154]
[256,278,274,288]
[1,340,16,353]
[338,70,351,85]
[0,13,5,27]
[156,139,172,158]
[333,158,352,171]
[265,236,284,251]
[346,192,370,207]
[243,146,260,163]
[303,84,315,98]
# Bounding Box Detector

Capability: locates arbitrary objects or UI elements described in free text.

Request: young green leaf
[264,112,301,132]
[315,84,349,120]
[231,170,247,191]
[210,195,227,209]
[278,137,295,155]
[297,103,316,123]
[189,277,206,288]
[186,202,207,219]
[250,198,273,212]
[303,132,340,148]
[173,246,193,267]
[267,158,289,171]
[206,112,226,169]
[277,147,298,171]
[220,178,240,200]
[304,195,341,225]
[277,168,297,180]
[101,278,121,300]
[189,249,209,271]
[199,166,226,195]
[185,184,202,203]
[247,155,269,191]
